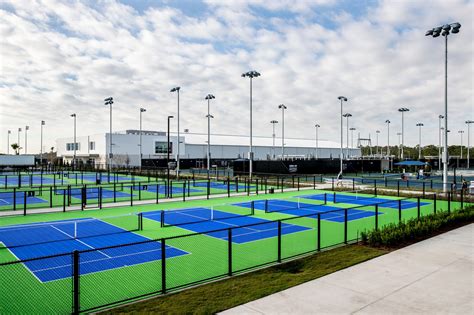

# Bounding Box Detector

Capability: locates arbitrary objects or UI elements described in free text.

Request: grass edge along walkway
[99,245,386,314]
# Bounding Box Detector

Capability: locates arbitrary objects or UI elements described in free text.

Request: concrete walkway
[222,224,474,315]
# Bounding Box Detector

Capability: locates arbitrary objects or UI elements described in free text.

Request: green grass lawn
[0,188,468,314]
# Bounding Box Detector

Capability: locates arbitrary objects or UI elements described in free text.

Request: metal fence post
[23,191,27,216]
[130,186,133,206]
[207,179,210,200]
[50,186,53,208]
[344,209,348,244]
[417,197,421,219]
[398,199,402,222]
[277,221,282,263]
[228,228,232,276]
[72,250,80,315]
[297,177,300,191]
[448,192,451,213]
[183,182,186,202]
[317,213,321,251]
[156,184,159,204]
[375,204,379,230]
[63,189,66,212]
[433,193,437,214]
[161,238,166,294]
[397,181,400,197]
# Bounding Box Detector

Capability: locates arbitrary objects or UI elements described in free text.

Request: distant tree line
[361,145,469,159]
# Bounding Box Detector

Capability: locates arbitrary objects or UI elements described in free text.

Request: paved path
[222,224,474,315]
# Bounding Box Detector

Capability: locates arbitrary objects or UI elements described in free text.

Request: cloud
[0,0,472,155]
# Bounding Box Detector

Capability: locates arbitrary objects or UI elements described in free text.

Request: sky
[0,0,472,154]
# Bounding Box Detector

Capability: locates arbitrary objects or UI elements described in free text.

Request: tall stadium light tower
[466,120,473,169]
[350,127,356,156]
[24,126,29,154]
[270,120,278,159]
[104,97,114,171]
[385,120,391,157]
[205,94,215,174]
[416,123,424,159]
[278,104,287,159]
[241,70,261,179]
[438,115,444,170]
[426,22,461,192]
[139,108,146,170]
[17,128,21,154]
[167,115,174,197]
[375,130,380,156]
[7,130,11,154]
[70,114,76,169]
[342,113,352,158]
[337,96,348,177]
[40,121,45,166]
[170,87,181,178]
[458,130,464,159]
[397,132,402,159]
[398,107,409,159]
[315,124,321,159]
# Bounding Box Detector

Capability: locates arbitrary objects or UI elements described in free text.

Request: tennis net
[0,213,141,249]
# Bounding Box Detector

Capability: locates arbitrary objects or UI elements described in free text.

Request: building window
[66,143,80,151]
[155,141,172,154]
[89,141,95,150]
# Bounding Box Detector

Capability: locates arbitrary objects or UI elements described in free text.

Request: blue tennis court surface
[233,200,378,222]
[0,176,55,186]
[55,188,132,200]
[0,219,187,282]
[79,175,134,183]
[0,193,47,205]
[143,208,309,243]
[145,185,202,195]
[300,194,430,209]
[192,181,250,190]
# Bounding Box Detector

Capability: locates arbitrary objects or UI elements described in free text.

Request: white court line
[50,225,112,259]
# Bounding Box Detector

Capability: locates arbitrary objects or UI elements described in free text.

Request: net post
[398,199,402,222]
[161,238,166,294]
[324,193,327,205]
[138,212,143,231]
[251,200,255,215]
[264,199,269,213]
[23,191,27,216]
[228,228,233,276]
[130,186,133,206]
[277,221,282,263]
[72,250,80,315]
[99,187,103,209]
[333,192,336,203]
[375,204,379,230]
[160,210,165,227]
[317,213,321,251]
[49,186,53,208]
[182,182,186,202]
[344,209,348,244]
[433,193,437,214]
[417,197,420,219]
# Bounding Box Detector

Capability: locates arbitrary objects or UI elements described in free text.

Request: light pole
[397,132,402,159]
[40,121,45,166]
[278,104,287,159]
[270,120,278,159]
[426,22,461,192]
[375,130,380,156]
[167,115,174,197]
[7,130,11,154]
[205,94,215,174]
[242,70,261,179]
[350,127,356,156]
[104,97,114,171]
[338,96,348,177]
[24,126,29,154]
[17,128,21,154]
[139,107,146,169]
[416,123,424,159]
[458,130,464,159]
[70,114,76,169]
[170,87,181,178]
[438,115,444,170]
[315,124,321,159]
[398,107,409,159]
[466,120,473,169]
[385,120,391,157]
[342,113,352,158]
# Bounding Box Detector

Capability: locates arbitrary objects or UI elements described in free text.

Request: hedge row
[360,206,474,247]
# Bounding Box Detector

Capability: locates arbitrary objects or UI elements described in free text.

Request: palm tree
[11,143,21,155]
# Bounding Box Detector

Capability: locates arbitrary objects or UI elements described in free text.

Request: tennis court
[300,193,430,209]
[54,188,133,200]
[143,207,309,243]
[191,181,250,191]
[234,199,379,222]
[0,218,188,282]
[0,192,48,205]
[0,176,56,186]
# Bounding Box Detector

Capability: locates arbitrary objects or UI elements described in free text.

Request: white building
[56,130,361,168]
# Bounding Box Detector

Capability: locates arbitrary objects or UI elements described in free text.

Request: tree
[11,143,21,155]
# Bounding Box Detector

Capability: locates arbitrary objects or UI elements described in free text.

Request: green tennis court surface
[0,189,467,313]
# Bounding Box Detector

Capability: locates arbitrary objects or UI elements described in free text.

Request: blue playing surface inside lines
[142,208,309,243]
[0,193,47,205]
[233,199,378,222]
[0,176,55,186]
[55,188,132,200]
[300,194,430,209]
[0,219,187,282]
